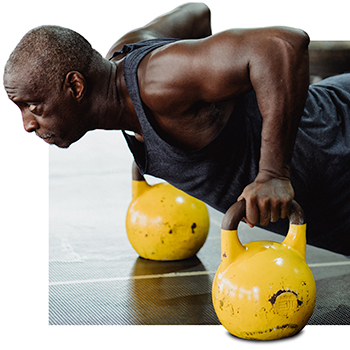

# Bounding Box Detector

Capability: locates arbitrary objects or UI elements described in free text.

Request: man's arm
[139,26,310,227]
[237,28,310,227]
[106,2,211,58]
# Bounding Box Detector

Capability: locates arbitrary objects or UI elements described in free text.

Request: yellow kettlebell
[212,199,316,340]
[126,162,209,261]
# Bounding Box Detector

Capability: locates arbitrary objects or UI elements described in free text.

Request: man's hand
[238,173,294,227]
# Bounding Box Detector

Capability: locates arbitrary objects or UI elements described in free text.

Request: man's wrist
[255,168,291,182]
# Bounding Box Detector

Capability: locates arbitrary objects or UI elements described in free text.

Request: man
[3,3,350,254]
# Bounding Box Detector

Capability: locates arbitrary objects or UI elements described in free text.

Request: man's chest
[142,99,235,150]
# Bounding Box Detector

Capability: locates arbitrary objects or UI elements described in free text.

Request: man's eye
[28,104,36,112]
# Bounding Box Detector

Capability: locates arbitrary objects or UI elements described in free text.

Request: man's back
[116,38,350,255]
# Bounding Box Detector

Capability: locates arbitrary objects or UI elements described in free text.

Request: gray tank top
[112,39,350,254]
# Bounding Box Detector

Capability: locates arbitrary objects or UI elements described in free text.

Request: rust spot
[191,223,197,233]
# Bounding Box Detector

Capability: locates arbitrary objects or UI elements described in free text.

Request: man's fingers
[245,198,259,227]
[269,201,281,223]
[238,177,294,228]
[258,200,270,226]
[241,217,255,228]
[246,199,287,226]
[280,200,292,219]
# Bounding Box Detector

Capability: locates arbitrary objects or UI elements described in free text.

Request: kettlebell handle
[222,199,305,230]
[132,161,145,181]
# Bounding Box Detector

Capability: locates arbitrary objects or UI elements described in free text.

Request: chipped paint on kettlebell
[126,180,209,261]
[212,222,316,340]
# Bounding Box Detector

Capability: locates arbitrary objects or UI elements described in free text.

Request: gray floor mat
[49,130,350,326]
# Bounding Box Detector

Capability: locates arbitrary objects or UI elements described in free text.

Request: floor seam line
[49,270,217,286]
[49,261,350,286]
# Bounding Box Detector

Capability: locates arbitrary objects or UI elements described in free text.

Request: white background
[1,0,348,348]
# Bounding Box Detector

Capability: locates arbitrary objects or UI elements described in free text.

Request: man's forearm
[249,28,310,180]
[238,27,310,226]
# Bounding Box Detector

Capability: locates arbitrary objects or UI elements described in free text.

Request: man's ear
[64,71,86,101]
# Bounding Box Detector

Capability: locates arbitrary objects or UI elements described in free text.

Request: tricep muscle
[139,26,309,112]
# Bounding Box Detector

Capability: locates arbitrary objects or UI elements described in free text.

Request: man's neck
[95,59,141,134]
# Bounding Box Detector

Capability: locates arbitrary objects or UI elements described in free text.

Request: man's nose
[22,113,39,133]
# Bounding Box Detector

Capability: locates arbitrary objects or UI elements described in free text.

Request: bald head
[4,25,101,91]
[3,25,115,148]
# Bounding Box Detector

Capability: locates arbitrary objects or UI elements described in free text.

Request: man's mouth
[35,131,55,143]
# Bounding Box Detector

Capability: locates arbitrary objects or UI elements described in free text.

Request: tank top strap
[122,39,179,132]
[115,38,180,173]
[109,38,178,60]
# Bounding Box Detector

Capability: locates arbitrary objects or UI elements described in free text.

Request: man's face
[4,69,89,148]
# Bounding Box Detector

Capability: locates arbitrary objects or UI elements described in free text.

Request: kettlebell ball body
[126,175,209,261]
[212,200,316,340]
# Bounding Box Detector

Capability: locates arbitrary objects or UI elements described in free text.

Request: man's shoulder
[137,40,205,115]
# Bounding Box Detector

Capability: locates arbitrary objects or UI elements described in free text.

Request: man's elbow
[182,2,211,24]
[285,27,310,52]
[182,2,210,14]
[296,29,310,51]
[270,27,310,66]
[197,3,212,37]
[181,2,212,38]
